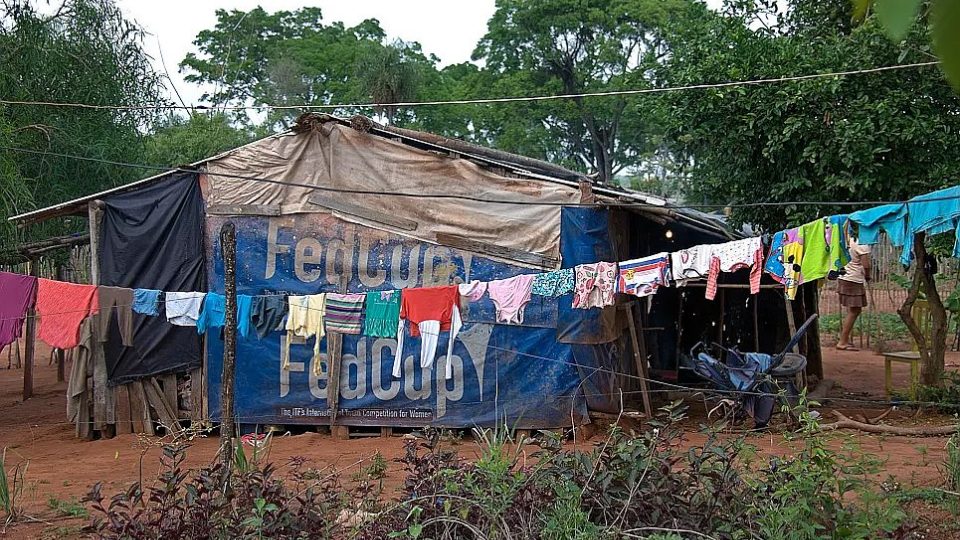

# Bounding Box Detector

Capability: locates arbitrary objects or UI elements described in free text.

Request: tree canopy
[180,7,443,129]
[2,0,960,245]
[0,0,169,245]
[656,0,960,230]
[0,0,253,250]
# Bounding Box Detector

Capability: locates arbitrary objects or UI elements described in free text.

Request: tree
[472,0,699,182]
[656,0,960,231]
[179,1,702,181]
[143,113,253,166]
[853,0,960,92]
[180,8,442,129]
[0,116,32,246]
[355,43,421,125]
[0,0,168,245]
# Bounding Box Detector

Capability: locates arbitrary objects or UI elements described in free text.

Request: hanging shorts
[838,279,867,308]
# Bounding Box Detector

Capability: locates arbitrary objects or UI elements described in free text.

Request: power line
[3,145,958,211]
[0,61,940,112]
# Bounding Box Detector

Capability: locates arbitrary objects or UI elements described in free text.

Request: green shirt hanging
[364,290,401,338]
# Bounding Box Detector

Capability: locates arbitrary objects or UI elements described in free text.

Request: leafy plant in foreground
[755,403,908,539]
[84,442,354,539]
[0,448,27,523]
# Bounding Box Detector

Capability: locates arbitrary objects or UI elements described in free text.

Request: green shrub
[47,496,88,519]
[85,406,911,539]
[820,312,911,343]
[917,372,960,413]
[947,429,960,493]
[0,448,27,521]
[754,405,907,539]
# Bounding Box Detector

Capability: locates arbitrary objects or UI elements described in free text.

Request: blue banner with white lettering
[205,213,596,428]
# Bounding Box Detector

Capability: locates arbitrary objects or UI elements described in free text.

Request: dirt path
[0,346,957,538]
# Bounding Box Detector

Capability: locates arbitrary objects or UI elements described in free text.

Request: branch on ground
[820,410,958,436]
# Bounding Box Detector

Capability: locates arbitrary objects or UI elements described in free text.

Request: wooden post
[784,294,798,351]
[189,367,203,422]
[218,222,238,464]
[129,381,152,435]
[88,201,113,436]
[55,349,65,383]
[22,259,37,401]
[55,266,65,382]
[802,284,824,379]
[114,384,132,435]
[624,304,653,418]
[160,373,179,417]
[675,293,685,364]
[752,294,760,351]
[717,288,725,345]
[327,332,343,423]
[88,201,101,285]
[328,273,348,424]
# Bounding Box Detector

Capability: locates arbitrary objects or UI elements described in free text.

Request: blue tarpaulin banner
[205,213,608,428]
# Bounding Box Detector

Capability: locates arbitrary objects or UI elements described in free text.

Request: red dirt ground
[0,344,958,538]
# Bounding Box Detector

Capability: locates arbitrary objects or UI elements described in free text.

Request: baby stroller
[690,314,817,428]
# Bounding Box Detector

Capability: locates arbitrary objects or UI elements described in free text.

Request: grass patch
[947,429,960,494]
[47,496,88,519]
[820,312,911,343]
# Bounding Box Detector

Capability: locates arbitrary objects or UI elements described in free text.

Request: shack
[9,114,802,439]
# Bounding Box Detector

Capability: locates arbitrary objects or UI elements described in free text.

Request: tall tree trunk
[897,233,948,386]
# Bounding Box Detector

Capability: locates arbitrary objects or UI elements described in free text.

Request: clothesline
[0,226,830,384]
[3,182,959,381]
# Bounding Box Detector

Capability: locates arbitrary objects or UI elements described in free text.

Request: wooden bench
[881,351,921,400]
[879,300,928,401]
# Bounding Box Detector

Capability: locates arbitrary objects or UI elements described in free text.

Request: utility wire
[0,61,940,111]
[3,145,959,211]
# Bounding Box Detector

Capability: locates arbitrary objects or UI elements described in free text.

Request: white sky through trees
[116,0,499,108]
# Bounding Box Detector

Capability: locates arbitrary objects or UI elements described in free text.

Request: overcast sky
[115,1,499,107]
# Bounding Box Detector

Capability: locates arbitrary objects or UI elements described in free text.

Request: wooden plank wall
[70,369,201,439]
[62,199,206,439]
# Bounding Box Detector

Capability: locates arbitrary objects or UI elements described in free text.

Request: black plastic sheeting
[99,172,205,385]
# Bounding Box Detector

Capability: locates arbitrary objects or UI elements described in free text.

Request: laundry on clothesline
[251,294,287,339]
[617,253,670,298]
[573,262,618,309]
[394,285,461,380]
[671,245,713,287]
[165,291,206,327]
[487,274,536,325]
[96,286,134,346]
[0,202,914,370]
[458,281,488,302]
[364,290,401,338]
[285,294,326,375]
[36,278,99,349]
[531,268,575,297]
[706,237,763,300]
[132,288,162,316]
[0,271,37,350]
[324,293,365,335]
[850,186,960,265]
